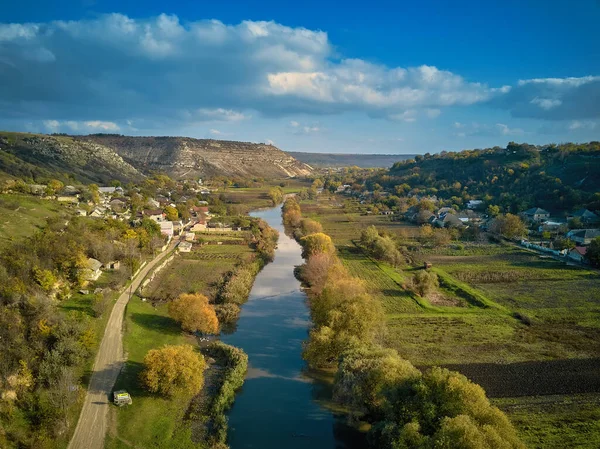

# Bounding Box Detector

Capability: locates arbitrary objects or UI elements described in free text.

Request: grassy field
[106,297,202,449]
[301,194,600,448]
[0,194,71,248]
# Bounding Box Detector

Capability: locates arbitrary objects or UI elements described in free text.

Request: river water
[221,206,362,449]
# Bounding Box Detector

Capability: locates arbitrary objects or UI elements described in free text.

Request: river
[221,206,363,449]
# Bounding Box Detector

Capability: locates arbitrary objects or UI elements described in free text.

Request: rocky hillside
[0,132,144,184]
[77,135,312,179]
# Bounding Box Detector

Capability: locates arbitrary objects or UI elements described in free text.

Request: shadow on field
[111,360,153,398]
[436,358,600,397]
[130,312,181,335]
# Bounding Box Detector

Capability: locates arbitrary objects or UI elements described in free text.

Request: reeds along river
[221,206,363,449]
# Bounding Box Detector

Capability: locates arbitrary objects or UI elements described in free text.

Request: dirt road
[68,241,177,449]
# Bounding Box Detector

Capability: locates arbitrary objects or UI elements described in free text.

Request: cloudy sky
[1,0,599,154]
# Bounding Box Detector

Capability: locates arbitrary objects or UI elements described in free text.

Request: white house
[81,258,103,282]
[467,200,484,209]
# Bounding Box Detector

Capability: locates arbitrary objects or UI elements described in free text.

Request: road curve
[68,241,178,449]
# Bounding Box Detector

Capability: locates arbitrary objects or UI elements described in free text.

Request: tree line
[281,197,525,449]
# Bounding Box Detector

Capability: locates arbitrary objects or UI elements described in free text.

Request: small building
[89,207,106,218]
[29,184,47,195]
[185,232,195,242]
[160,221,174,237]
[76,209,87,217]
[81,258,103,282]
[143,209,165,222]
[433,212,465,228]
[178,241,193,253]
[538,221,564,233]
[467,200,484,209]
[568,209,599,224]
[568,246,587,263]
[103,260,121,270]
[109,198,126,210]
[57,195,79,203]
[566,229,600,246]
[522,207,550,223]
[98,186,117,196]
[191,221,207,232]
[147,198,160,209]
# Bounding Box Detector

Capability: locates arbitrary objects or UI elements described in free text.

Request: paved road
[68,241,178,449]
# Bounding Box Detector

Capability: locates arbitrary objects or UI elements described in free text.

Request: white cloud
[196,108,250,122]
[568,120,598,130]
[426,108,441,118]
[454,121,465,128]
[495,123,524,136]
[289,120,300,127]
[209,128,222,135]
[84,120,120,131]
[43,120,60,131]
[530,97,562,110]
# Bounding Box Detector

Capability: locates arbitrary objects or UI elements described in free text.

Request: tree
[486,204,500,217]
[164,205,179,221]
[141,344,206,396]
[46,179,64,195]
[169,293,219,334]
[586,237,600,267]
[490,214,527,239]
[268,186,284,205]
[554,237,575,251]
[411,270,439,297]
[300,233,335,259]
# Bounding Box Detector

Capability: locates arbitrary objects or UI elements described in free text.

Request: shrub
[411,270,439,297]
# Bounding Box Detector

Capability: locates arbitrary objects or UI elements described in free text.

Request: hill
[287,151,415,168]
[77,135,312,179]
[371,141,600,213]
[0,132,143,184]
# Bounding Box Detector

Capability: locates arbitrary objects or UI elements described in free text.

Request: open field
[0,194,71,248]
[494,394,600,449]
[143,239,254,301]
[301,194,600,448]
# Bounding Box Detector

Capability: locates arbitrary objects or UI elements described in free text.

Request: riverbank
[106,216,279,449]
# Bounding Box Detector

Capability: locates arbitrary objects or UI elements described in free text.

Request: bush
[410,270,439,297]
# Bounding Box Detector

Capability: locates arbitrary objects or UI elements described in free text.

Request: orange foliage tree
[169,293,219,334]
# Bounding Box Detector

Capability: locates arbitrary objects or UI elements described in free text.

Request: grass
[0,194,71,248]
[302,194,600,447]
[106,297,202,449]
[494,394,600,449]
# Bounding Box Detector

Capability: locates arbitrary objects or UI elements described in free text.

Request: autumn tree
[46,179,64,195]
[411,270,439,297]
[169,293,219,334]
[164,205,179,221]
[300,232,335,259]
[141,344,206,396]
[268,186,284,205]
[490,213,527,239]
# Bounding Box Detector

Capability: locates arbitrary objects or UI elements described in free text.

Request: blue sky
[1,0,599,154]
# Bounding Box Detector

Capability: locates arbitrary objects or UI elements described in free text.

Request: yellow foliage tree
[300,232,335,259]
[169,293,219,334]
[141,344,206,396]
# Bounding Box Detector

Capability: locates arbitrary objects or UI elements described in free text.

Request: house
[76,209,87,217]
[147,198,160,208]
[566,229,600,246]
[185,232,195,242]
[456,210,482,223]
[98,187,117,196]
[89,207,107,218]
[191,221,207,232]
[143,209,165,222]
[178,241,193,253]
[568,209,599,224]
[437,207,457,215]
[191,206,209,216]
[109,198,126,210]
[433,213,465,228]
[81,258,103,282]
[538,221,565,233]
[467,200,484,209]
[522,207,550,223]
[381,210,394,215]
[160,221,174,237]
[568,246,587,263]
[57,195,79,203]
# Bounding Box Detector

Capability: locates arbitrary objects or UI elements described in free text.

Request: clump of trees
[360,226,404,266]
[169,293,219,334]
[268,186,284,205]
[335,346,525,449]
[141,344,206,396]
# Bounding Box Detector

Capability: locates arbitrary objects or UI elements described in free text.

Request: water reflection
[222,206,364,449]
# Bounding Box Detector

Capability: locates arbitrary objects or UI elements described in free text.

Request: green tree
[141,345,206,396]
[411,270,439,297]
[486,204,500,217]
[586,237,600,267]
[300,233,335,259]
[164,205,179,221]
